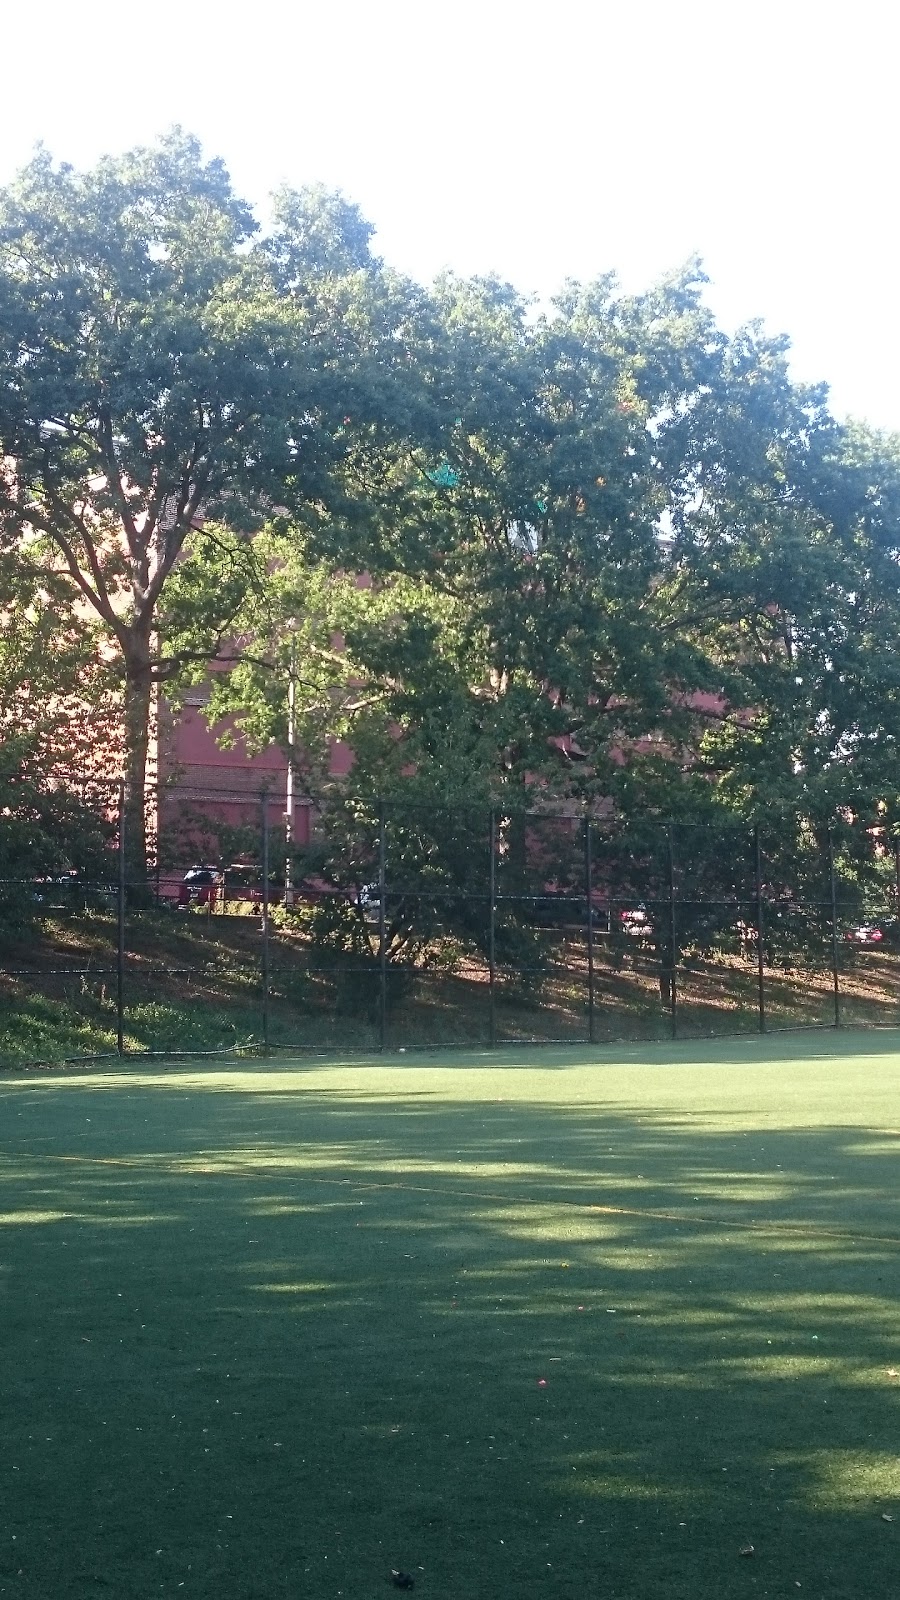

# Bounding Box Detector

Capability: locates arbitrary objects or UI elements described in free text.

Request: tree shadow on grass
[1,1064,900,1599]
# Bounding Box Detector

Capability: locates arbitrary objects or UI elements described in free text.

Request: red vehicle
[844,923,884,946]
[176,865,222,909]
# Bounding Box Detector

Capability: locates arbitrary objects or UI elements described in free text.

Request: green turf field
[2,1031,899,1599]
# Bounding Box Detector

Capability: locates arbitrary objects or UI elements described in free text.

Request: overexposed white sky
[2,0,897,428]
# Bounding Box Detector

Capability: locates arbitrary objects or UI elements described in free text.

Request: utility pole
[284,632,296,910]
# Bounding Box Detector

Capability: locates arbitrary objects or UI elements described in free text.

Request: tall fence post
[829,826,841,1029]
[117,779,126,1057]
[584,815,596,1045]
[489,808,497,1048]
[754,823,766,1034]
[378,802,387,1052]
[666,824,678,1039]
[260,790,271,1056]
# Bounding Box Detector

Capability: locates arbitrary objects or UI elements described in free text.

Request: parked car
[526,892,606,929]
[30,871,116,910]
[618,906,651,937]
[845,921,883,940]
[221,863,267,907]
[177,865,222,909]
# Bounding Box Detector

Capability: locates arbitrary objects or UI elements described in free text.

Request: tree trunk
[655,932,675,1008]
[122,637,154,883]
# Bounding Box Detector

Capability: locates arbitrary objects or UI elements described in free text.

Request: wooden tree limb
[97,405,142,559]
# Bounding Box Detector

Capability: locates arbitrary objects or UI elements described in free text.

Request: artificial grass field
[2,1033,899,1600]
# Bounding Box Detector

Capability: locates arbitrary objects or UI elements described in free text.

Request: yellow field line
[25,1153,900,1248]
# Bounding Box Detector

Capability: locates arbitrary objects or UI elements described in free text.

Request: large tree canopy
[201,270,855,814]
[0,131,416,869]
[4,129,900,911]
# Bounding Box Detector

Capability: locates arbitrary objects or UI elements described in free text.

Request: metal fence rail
[2,782,900,1066]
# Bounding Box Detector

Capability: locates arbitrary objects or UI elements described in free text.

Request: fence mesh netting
[3,773,900,1065]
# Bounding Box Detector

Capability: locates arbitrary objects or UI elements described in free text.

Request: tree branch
[28,506,125,642]
[33,461,125,638]
[97,405,142,561]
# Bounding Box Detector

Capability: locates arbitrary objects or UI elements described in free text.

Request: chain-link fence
[3,776,900,1067]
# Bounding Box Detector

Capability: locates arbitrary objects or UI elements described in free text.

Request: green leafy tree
[197,269,836,968]
[172,240,900,968]
[291,268,821,818]
[0,132,412,873]
[681,404,900,902]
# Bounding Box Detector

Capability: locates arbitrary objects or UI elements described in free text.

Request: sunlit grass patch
[776,1448,900,1511]
[0,1208,71,1225]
